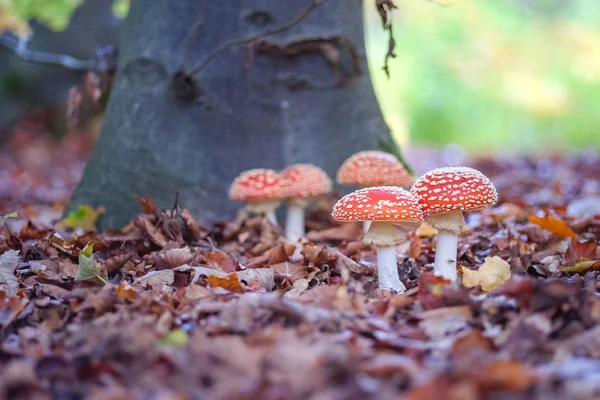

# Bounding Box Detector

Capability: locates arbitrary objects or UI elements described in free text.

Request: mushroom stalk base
[266,210,278,226]
[285,203,305,241]
[376,246,406,293]
[434,228,458,281]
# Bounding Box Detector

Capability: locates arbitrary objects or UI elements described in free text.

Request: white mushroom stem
[363,221,371,232]
[247,200,281,225]
[285,199,308,241]
[426,211,468,281]
[364,222,406,293]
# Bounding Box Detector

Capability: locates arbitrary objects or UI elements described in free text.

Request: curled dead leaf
[462,256,511,292]
[115,281,136,300]
[158,247,194,268]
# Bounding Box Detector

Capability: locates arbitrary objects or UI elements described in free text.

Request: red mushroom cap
[280,164,332,199]
[229,169,283,201]
[336,151,413,187]
[332,186,423,223]
[410,167,498,216]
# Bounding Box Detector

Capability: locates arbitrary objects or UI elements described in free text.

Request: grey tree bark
[68,0,401,228]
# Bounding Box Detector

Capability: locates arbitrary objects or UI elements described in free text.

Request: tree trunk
[68,0,400,228]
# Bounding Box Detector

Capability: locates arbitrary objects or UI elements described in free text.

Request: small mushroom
[332,186,423,293]
[337,151,414,232]
[280,164,332,241]
[229,169,283,224]
[411,167,498,281]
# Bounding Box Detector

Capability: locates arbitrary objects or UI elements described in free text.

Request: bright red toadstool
[411,166,498,280]
[280,164,332,241]
[337,151,413,232]
[332,186,423,293]
[229,168,284,224]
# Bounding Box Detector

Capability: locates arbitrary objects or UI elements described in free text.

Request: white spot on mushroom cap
[410,166,498,217]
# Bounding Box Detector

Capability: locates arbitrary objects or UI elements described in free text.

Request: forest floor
[1,117,600,399]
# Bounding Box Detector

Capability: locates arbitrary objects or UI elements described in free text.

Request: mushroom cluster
[229,151,498,294]
[229,164,332,241]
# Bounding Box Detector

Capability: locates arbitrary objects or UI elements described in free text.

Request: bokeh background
[1,0,600,152]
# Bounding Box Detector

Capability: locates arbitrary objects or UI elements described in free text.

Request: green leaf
[1,212,18,220]
[75,243,108,285]
[159,329,188,347]
[61,205,104,232]
[112,0,129,18]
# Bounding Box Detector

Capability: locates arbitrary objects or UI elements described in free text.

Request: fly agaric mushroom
[229,169,284,224]
[411,167,498,281]
[280,164,332,241]
[337,151,414,232]
[332,186,423,293]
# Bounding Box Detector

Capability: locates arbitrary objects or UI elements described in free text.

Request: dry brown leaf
[135,215,168,247]
[481,360,535,392]
[528,215,577,240]
[417,273,451,310]
[208,273,246,293]
[267,243,296,265]
[237,268,275,291]
[206,249,237,272]
[285,278,310,297]
[306,223,363,242]
[271,262,308,281]
[462,256,511,292]
[563,241,598,266]
[158,247,194,268]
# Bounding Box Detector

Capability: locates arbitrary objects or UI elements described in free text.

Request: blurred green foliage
[0,0,128,31]
[365,0,600,151]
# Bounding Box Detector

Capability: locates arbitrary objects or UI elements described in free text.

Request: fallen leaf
[417,273,451,310]
[61,205,105,232]
[560,260,600,274]
[157,246,194,268]
[208,273,246,293]
[206,249,237,272]
[480,360,535,392]
[0,250,20,296]
[306,223,363,242]
[271,262,308,281]
[528,215,577,240]
[134,215,168,247]
[135,270,175,285]
[563,241,598,266]
[115,281,136,300]
[238,268,275,291]
[285,278,310,297]
[462,256,511,292]
[75,244,108,285]
[175,265,227,283]
[159,329,188,347]
[416,222,438,238]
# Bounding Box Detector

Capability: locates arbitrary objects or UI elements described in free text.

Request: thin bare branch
[188,0,332,77]
[0,32,96,71]
[179,0,209,65]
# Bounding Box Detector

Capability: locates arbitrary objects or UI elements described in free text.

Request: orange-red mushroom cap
[332,186,423,224]
[229,169,283,201]
[280,164,332,199]
[410,167,498,216]
[336,151,413,187]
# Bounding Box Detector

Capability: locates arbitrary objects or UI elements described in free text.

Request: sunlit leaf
[528,215,577,240]
[159,328,188,347]
[62,205,105,232]
[208,273,246,293]
[462,256,511,292]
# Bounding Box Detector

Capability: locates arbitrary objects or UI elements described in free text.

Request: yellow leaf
[461,256,511,292]
[61,205,105,232]
[416,222,438,238]
[528,215,577,240]
[560,260,600,274]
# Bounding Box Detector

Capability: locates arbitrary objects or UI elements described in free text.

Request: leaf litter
[0,129,600,398]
